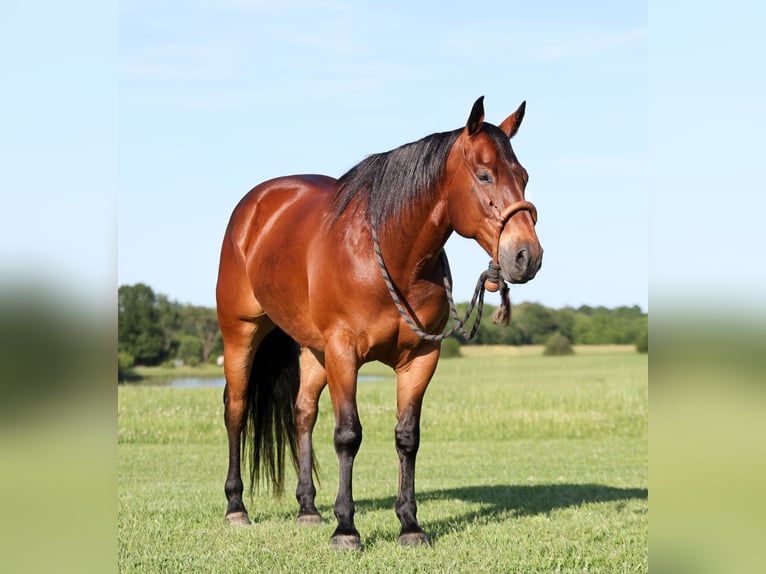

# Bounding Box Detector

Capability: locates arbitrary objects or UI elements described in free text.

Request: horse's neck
[378,199,452,287]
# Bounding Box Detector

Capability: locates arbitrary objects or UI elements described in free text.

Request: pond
[161,375,383,388]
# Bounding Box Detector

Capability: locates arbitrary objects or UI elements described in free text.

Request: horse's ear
[499,101,526,139]
[466,96,485,137]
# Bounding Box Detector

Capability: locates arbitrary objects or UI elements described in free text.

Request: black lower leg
[332,415,362,539]
[224,429,248,518]
[395,411,426,538]
[295,433,320,519]
[223,385,248,520]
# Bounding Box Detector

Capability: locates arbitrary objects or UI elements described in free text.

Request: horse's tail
[242,327,301,497]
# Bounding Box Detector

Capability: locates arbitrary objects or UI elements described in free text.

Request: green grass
[119,350,647,573]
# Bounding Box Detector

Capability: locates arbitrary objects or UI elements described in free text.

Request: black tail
[242,327,302,497]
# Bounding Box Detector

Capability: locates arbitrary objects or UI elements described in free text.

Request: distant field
[130,344,636,381]
[459,344,635,357]
[119,351,647,572]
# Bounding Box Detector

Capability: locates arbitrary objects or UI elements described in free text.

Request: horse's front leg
[294,347,326,524]
[324,334,363,550]
[394,345,440,546]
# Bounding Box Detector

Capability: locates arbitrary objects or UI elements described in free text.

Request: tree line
[118,283,223,374]
[118,283,648,373]
[454,301,648,347]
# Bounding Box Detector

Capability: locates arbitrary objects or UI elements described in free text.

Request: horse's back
[228,174,335,232]
[222,173,335,254]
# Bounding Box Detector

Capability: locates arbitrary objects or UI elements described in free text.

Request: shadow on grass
[355,483,648,547]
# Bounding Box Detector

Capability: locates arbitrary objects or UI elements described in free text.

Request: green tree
[572,313,596,344]
[635,320,648,353]
[612,305,645,344]
[569,305,647,344]
[551,307,576,341]
[157,294,182,357]
[118,351,135,381]
[179,305,221,364]
[514,302,558,344]
[118,283,165,365]
[177,335,203,367]
[543,332,574,356]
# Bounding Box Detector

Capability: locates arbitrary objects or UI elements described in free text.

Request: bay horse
[216,96,542,550]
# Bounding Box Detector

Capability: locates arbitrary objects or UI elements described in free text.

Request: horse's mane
[331,129,462,230]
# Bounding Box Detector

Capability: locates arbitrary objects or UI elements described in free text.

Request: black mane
[331,129,462,230]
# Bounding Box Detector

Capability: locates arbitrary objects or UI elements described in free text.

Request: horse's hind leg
[294,348,326,524]
[219,311,274,525]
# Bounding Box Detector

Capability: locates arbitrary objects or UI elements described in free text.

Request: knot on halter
[483,261,503,293]
[481,260,512,326]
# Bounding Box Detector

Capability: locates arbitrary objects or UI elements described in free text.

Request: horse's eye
[477,172,493,184]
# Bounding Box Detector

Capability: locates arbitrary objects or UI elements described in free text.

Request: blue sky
[4,3,764,315]
[116,0,648,311]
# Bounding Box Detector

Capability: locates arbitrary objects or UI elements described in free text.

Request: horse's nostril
[515,248,529,269]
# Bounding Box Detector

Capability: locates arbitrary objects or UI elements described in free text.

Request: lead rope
[371,226,503,342]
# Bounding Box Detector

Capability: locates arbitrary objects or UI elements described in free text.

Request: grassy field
[118,348,647,573]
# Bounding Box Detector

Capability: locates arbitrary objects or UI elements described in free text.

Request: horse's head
[445,96,543,284]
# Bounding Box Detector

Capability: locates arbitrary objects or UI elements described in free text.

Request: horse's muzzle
[499,242,543,284]
[489,201,541,285]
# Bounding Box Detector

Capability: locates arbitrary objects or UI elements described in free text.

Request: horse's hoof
[398,530,429,547]
[225,511,251,525]
[331,534,362,551]
[296,513,323,526]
